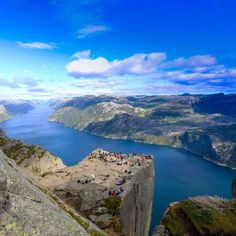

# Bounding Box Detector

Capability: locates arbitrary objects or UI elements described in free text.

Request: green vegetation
[104,196,122,213]
[27,146,36,158]
[162,198,236,235]
[38,151,46,159]
[112,216,124,235]
[41,171,52,177]
[32,166,41,173]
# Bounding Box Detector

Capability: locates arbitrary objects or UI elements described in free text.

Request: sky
[0,0,236,99]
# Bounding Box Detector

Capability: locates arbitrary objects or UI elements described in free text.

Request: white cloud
[17,41,57,50]
[66,51,167,78]
[72,50,91,59]
[161,55,217,68]
[77,25,108,38]
[14,77,38,87]
[0,79,19,88]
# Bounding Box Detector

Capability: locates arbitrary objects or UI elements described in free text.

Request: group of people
[88,149,153,168]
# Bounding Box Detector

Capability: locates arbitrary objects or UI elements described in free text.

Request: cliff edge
[38,149,154,236]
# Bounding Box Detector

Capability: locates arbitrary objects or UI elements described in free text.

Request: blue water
[1,105,235,234]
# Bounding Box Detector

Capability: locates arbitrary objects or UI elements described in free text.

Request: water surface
[1,105,235,234]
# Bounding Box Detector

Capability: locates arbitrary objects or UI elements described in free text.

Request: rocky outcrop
[0,150,90,236]
[152,196,236,236]
[39,149,154,236]
[0,129,65,175]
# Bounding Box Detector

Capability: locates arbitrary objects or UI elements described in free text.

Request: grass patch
[162,199,236,235]
[104,196,122,214]
[112,216,124,235]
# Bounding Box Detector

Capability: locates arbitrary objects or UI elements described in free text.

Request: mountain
[152,196,236,236]
[0,100,37,123]
[49,94,236,169]
[0,100,37,114]
[0,105,11,122]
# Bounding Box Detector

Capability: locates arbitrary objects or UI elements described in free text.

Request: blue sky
[0,0,236,98]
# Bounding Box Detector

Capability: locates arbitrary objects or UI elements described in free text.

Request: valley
[49,94,236,169]
[1,103,235,235]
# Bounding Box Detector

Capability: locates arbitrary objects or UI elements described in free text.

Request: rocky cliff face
[0,130,154,235]
[120,160,154,236]
[38,149,154,236]
[152,196,236,236]
[0,130,107,236]
[0,150,90,236]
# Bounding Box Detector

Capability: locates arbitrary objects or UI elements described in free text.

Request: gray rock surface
[120,160,154,236]
[0,149,89,236]
[91,214,113,229]
[39,149,154,235]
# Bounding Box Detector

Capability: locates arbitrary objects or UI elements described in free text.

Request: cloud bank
[67,51,166,77]
[17,41,57,50]
[66,51,236,90]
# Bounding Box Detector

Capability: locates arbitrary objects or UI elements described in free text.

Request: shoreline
[49,119,236,171]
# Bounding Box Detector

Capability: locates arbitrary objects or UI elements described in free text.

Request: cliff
[0,149,90,236]
[49,94,236,169]
[0,129,154,235]
[0,128,65,175]
[152,196,236,236]
[38,149,154,236]
[120,159,154,236]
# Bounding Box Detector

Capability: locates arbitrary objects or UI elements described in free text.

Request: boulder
[94,214,113,229]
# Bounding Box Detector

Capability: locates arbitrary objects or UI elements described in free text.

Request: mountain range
[49,93,236,169]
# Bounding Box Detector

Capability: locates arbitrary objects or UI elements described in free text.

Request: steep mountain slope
[49,94,236,168]
[0,149,90,236]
